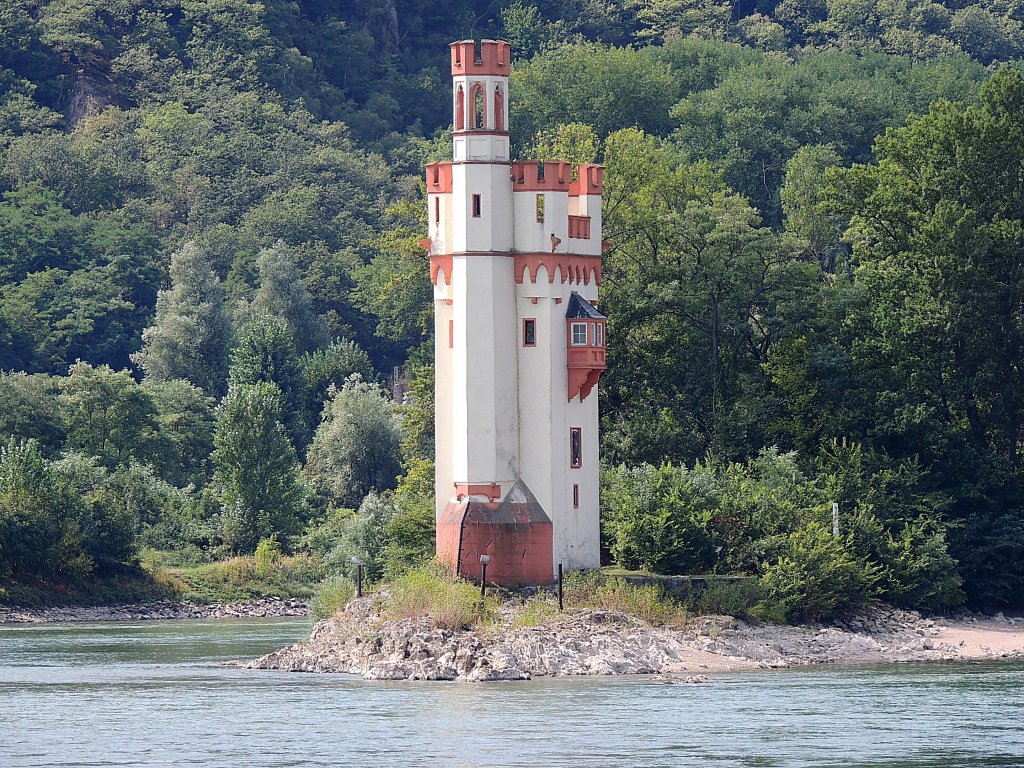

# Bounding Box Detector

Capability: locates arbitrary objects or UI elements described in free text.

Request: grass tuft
[381,562,495,631]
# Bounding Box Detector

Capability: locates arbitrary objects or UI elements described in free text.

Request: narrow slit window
[571,322,588,346]
[595,322,604,347]
[570,428,582,469]
[449,319,454,348]
[536,194,545,223]
[472,194,481,218]
[573,484,580,508]
[523,318,536,347]
[434,197,440,224]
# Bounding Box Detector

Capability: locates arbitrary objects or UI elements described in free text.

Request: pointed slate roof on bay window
[565,291,606,320]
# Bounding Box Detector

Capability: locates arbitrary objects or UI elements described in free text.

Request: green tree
[143,378,216,488]
[0,372,65,455]
[301,339,376,430]
[212,381,306,553]
[58,362,161,469]
[229,312,307,450]
[781,144,847,275]
[0,438,68,580]
[247,240,328,354]
[305,375,402,509]
[826,68,1024,605]
[133,242,234,396]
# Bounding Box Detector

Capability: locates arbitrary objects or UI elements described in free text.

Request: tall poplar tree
[212,381,305,553]
[133,242,233,397]
[248,240,327,354]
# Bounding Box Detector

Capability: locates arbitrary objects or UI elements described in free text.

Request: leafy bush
[689,578,763,617]
[602,463,719,574]
[302,490,434,582]
[310,575,355,621]
[254,535,283,576]
[759,522,880,622]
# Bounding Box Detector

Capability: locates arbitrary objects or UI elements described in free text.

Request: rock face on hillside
[246,600,1024,682]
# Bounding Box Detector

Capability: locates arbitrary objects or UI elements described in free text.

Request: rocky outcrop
[247,602,1024,682]
[249,604,729,681]
[0,597,309,624]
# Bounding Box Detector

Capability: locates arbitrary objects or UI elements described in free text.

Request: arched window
[494,85,504,131]
[470,83,486,129]
[455,86,465,130]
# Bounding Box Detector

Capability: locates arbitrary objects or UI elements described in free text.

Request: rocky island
[248,597,1024,682]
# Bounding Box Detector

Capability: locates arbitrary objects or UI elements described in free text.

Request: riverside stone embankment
[248,600,1024,682]
[0,597,308,624]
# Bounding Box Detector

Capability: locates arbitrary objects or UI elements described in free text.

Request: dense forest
[2,0,1023,618]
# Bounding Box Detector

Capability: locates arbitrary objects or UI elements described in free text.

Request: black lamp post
[479,554,490,597]
[352,556,363,598]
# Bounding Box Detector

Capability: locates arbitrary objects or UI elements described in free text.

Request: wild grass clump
[309,575,355,621]
[508,594,562,628]
[562,570,688,627]
[381,562,494,631]
[158,554,323,603]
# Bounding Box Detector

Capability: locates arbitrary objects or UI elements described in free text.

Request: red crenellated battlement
[512,160,605,195]
[512,160,571,190]
[570,163,604,196]
[451,40,510,77]
[426,162,453,194]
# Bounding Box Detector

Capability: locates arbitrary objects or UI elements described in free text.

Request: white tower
[426,40,607,585]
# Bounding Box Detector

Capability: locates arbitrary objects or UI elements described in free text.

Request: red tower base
[437,486,553,587]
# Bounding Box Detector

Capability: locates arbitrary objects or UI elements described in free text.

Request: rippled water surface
[2,618,1024,767]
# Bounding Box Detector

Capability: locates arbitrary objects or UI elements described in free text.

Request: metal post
[558,563,564,612]
[479,554,490,598]
[352,556,363,598]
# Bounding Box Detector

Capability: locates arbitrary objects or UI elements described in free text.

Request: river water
[1,618,1023,767]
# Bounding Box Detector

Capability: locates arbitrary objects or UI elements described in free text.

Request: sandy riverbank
[247,600,1024,682]
[0,597,309,624]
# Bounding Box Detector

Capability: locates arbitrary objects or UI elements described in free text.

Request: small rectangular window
[434,197,440,224]
[571,322,588,346]
[596,323,604,347]
[472,194,481,218]
[448,319,454,348]
[573,484,580,508]
[570,428,582,469]
[523,318,536,347]
[536,194,545,223]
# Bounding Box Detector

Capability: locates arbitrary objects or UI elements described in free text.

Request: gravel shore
[0,597,309,624]
[247,601,1024,682]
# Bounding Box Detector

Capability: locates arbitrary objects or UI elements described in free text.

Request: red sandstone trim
[451,40,510,77]
[455,483,502,501]
[570,164,605,196]
[426,162,453,194]
[513,160,572,191]
[430,254,452,286]
[568,215,591,239]
[515,253,602,286]
[452,129,511,137]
